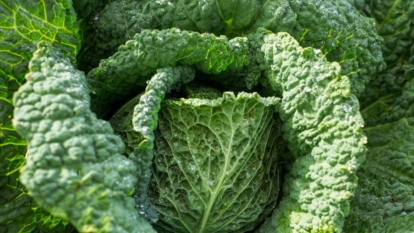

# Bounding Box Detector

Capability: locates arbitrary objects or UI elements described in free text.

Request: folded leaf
[0,1,80,231]
[254,29,366,232]
[87,28,249,117]
[13,42,154,233]
[90,0,385,96]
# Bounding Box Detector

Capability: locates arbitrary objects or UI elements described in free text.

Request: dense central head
[148,91,283,233]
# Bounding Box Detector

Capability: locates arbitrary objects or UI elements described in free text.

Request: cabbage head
[111,85,284,233]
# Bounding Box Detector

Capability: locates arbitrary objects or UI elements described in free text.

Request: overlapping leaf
[0,0,80,231]
[344,41,414,233]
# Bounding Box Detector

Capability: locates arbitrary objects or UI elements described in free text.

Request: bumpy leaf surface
[87,0,384,96]
[356,0,414,66]
[76,0,159,72]
[344,41,414,233]
[12,42,155,233]
[252,30,366,233]
[345,6,414,229]
[0,0,80,231]
[149,92,282,233]
[0,67,73,233]
[87,28,249,117]
[132,67,196,222]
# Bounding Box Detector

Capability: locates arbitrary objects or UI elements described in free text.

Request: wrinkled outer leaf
[87,28,249,117]
[149,92,282,233]
[344,43,414,232]
[92,0,384,96]
[12,42,155,233]
[129,67,195,222]
[359,0,414,66]
[0,72,73,233]
[0,0,80,231]
[76,0,159,72]
[252,29,366,232]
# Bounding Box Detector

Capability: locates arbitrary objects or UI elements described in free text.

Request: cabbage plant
[1,0,414,233]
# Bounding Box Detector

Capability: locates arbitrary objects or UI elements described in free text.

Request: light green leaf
[13,42,154,233]
[148,92,282,233]
[0,0,80,82]
[132,66,196,222]
[254,29,366,233]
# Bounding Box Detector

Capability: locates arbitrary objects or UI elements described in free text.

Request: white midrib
[196,124,235,233]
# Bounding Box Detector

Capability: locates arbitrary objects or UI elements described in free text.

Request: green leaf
[87,28,249,117]
[148,92,282,233]
[76,0,159,72]
[0,0,80,82]
[110,67,199,223]
[344,116,414,232]
[360,0,414,66]
[13,42,155,233]
[84,0,384,98]
[254,29,366,232]
[0,76,74,233]
[72,0,109,19]
[344,44,414,233]
[129,66,195,222]
[0,1,81,231]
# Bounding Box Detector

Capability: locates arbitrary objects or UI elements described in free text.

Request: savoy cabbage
[0,0,413,232]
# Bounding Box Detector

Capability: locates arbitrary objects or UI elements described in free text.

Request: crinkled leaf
[87,28,249,117]
[1,83,73,232]
[356,0,414,66]
[13,42,155,233]
[130,66,195,222]
[72,0,109,19]
[0,0,80,231]
[253,30,366,233]
[88,0,384,96]
[149,92,282,233]
[344,44,414,233]
[76,0,159,72]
